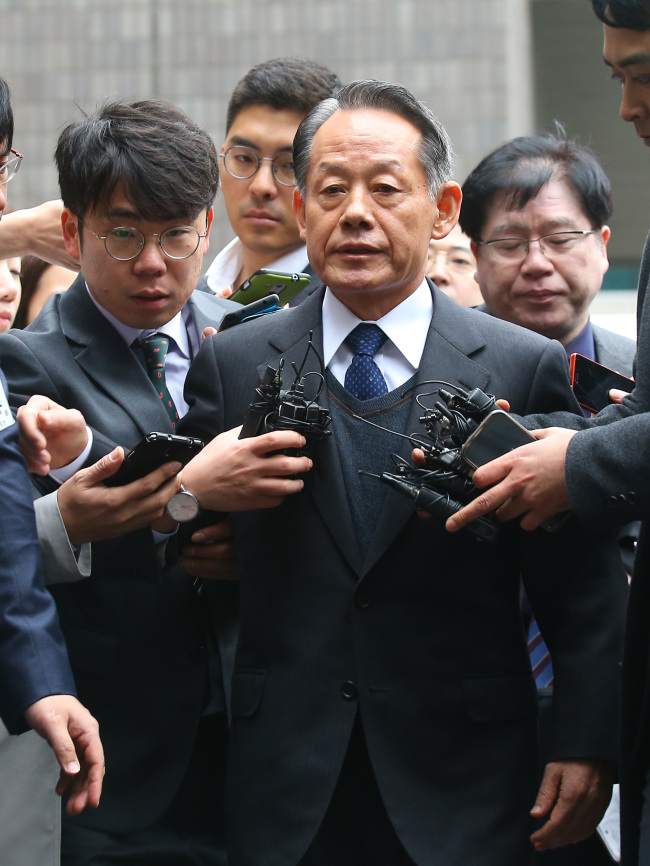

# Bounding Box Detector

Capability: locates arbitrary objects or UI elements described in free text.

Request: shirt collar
[322,278,433,369]
[563,318,595,363]
[204,237,310,295]
[84,281,193,358]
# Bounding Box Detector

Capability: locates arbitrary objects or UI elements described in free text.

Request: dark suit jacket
[523,234,650,866]
[0,275,237,832]
[0,368,76,734]
[181,282,627,866]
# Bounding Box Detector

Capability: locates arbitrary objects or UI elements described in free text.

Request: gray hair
[293,79,454,199]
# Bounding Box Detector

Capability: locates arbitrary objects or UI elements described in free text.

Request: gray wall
[2,0,533,259]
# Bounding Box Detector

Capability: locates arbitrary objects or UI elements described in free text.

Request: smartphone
[569,353,635,413]
[104,432,204,487]
[218,294,281,332]
[461,409,536,470]
[229,269,311,306]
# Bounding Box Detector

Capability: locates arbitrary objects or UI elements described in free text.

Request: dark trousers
[300,716,416,866]
[61,714,228,866]
[640,765,650,865]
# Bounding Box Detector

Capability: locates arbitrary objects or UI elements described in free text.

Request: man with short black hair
[0,96,268,866]
[204,57,341,298]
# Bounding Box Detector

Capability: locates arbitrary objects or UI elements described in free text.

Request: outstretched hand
[24,694,104,816]
[530,759,614,850]
[445,427,576,532]
[17,395,88,475]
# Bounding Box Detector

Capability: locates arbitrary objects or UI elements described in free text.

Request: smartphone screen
[569,353,634,413]
[230,269,311,306]
[461,410,535,469]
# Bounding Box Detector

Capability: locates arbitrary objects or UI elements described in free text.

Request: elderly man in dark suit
[172,80,628,866]
[447,4,650,864]
[0,97,308,866]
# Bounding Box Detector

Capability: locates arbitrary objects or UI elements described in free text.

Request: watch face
[166,490,199,522]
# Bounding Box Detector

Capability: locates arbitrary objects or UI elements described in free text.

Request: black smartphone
[104,432,204,487]
[218,294,281,332]
[569,353,635,413]
[461,409,536,470]
[229,269,311,306]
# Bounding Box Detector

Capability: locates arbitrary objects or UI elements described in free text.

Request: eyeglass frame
[0,149,23,186]
[476,229,598,261]
[78,218,209,261]
[219,146,295,187]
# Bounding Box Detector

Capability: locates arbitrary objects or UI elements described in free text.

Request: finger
[250,430,307,456]
[495,399,510,411]
[411,447,427,466]
[531,767,562,819]
[190,520,233,544]
[201,326,218,340]
[608,388,630,404]
[446,487,507,531]
[82,446,125,482]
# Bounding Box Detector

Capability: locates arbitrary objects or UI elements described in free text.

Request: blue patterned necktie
[133,333,180,429]
[344,323,389,400]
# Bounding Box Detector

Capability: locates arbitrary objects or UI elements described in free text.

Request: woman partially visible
[13,254,75,329]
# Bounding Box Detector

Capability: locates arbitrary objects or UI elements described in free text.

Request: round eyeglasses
[0,149,23,186]
[476,230,598,262]
[220,146,295,187]
[80,222,208,261]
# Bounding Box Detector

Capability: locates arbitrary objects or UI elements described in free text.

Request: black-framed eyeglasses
[0,149,23,186]
[476,230,598,262]
[220,146,295,187]
[79,220,208,261]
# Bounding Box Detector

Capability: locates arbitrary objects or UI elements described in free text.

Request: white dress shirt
[204,237,310,295]
[323,279,433,391]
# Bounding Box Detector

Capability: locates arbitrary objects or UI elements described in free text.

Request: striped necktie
[527,618,553,688]
[133,333,180,429]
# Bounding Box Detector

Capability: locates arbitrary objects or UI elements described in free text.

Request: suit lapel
[360,285,492,575]
[60,277,174,437]
[255,291,364,574]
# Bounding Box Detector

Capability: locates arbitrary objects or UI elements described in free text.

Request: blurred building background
[0,0,644,319]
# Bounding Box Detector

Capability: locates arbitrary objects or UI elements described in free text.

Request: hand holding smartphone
[103,432,204,487]
[569,353,634,413]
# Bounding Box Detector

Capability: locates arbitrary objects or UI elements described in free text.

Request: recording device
[358,382,563,541]
[218,294,282,332]
[238,335,332,458]
[230,269,311,306]
[569,352,635,413]
[103,432,204,487]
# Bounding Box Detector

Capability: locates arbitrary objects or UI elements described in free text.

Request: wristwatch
[166,485,201,523]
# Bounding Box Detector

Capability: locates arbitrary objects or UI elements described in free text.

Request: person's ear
[61,209,82,261]
[599,225,611,276]
[203,208,214,254]
[431,182,462,240]
[294,189,307,242]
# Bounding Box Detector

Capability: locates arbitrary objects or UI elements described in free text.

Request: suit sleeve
[0,371,76,734]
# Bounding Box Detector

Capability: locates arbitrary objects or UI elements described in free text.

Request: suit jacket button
[355,591,372,609]
[341,681,358,700]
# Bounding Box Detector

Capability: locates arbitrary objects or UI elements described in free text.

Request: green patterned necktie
[133,334,180,428]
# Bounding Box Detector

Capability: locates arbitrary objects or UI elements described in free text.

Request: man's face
[473,177,610,344]
[426,224,482,307]
[62,189,212,329]
[295,108,461,320]
[220,105,305,258]
[604,23,650,141]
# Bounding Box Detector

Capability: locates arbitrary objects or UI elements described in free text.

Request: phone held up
[229,269,311,306]
[103,432,204,487]
[569,353,635,414]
